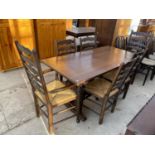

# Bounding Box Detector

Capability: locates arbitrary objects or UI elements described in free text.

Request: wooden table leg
[76,86,87,123]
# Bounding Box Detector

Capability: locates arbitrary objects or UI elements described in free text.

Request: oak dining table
[42,46,133,122]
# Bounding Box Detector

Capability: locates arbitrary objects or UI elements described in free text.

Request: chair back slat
[80,35,97,51]
[56,39,77,56]
[106,58,138,97]
[15,41,50,102]
[127,31,153,51]
[24,62,39,77]
[20,54,37,67]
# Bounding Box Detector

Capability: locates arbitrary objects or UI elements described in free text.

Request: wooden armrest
[48,84,76,94]
[42,68,53,74]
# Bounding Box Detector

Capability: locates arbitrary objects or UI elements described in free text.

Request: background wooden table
[66,27,96,38]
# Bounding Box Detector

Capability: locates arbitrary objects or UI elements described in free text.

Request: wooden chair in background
[55,39,77,81]
[115,36,128,50]
[126,31,152,52]
[15,41,77,134]
[127,31,154,85]
[56,39,77,56]
[109,31,153,86]
[80,35,97,51]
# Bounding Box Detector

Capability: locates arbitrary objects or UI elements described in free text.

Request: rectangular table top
[42,46,133,86]
[66,27,96,38]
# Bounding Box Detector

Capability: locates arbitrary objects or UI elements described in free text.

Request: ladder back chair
[126,31,152,52]
[115,36,128,50]
[83,58,137,124]
[80,35,97,51]
[15,41,77,134]
[105,32,152,86]
[121,49,148,98]
[102,47,149,99]
[127,32,155,85]
[56,39,77,56]
[55,39,77,81]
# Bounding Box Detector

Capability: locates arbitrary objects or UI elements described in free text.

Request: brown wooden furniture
[78,19,131,46]
[66,27,96,38]
[34,19,67,59]
[127,31,152,51]
[15,41,78,134]
[55,39,77,81]
[127,31,153,85]
[112,19,132,45]
[0,19,35,71]
[125,94,155,135]
[83,58,137,124]
[56,39,77,56]
[80,35,97,51]
[115,36,128,50]
[86,20,117,46]
[42,46,133,122]
[42,46,133,86]
[102,49,150,99]
[0,19,133,72]
[0,19,67,71]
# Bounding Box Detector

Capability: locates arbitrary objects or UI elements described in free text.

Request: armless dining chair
[56,39,77,56]
[82,58,137,124]
[103,31,152,87]
[55,39,77,81]
[80,35,97,51]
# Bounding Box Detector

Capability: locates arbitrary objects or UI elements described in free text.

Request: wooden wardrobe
[0,19,67,71]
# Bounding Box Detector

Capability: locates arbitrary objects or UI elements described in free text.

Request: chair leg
[55,72,59,80]
[143,68,150,86]
[122,82,130,99]
[47,104,54,134]
[60,75,63,81]
[131,72,136,84]
[150,67,155,80]
[33,93,40,117]
[99,97,107,124]
[111,94,119,113]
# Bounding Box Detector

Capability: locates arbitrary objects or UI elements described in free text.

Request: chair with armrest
[15,41,77,134]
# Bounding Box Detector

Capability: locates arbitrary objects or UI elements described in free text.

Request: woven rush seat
[85,78,119,98]
[142,58,155,66]
[103,68,131,84]
[35,80,76,107]
[102,68,118,81]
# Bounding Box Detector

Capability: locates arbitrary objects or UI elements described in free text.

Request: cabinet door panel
[0,19,35,71]
[0,25,20,70]
[112,19,132,45]
[35,19,66,59]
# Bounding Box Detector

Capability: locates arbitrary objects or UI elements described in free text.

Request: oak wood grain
[42,46,133,86]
